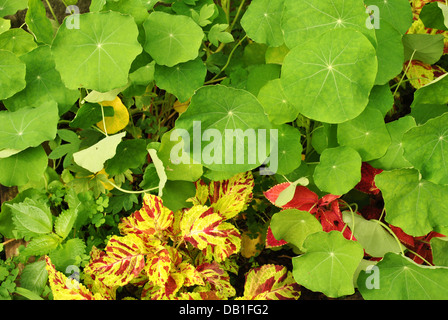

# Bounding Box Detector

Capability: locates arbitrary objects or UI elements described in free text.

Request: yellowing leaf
[118,193,173,241]
[173,98,190,113]
[96,96,129,134]
[83,234,148,287]
[240,231,263,258]
[237,264,301,300]
[45,256,102,300]
[405,60,446,89]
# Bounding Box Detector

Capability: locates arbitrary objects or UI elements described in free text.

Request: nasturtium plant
[1,0,448,303]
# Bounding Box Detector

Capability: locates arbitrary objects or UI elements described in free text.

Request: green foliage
[0,0,448,302]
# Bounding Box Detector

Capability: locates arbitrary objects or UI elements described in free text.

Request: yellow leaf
[173,99,190,113]
[96,96,129,134]
[240,232,263,258]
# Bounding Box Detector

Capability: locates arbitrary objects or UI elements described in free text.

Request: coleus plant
[45,172,300,300]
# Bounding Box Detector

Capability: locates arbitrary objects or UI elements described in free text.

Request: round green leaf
[292,231,364,298]
[102,0,149,25]
[0,0,27,18]
[0,146,48,187]
[375,169,448,236]
[257,79,299,125]
[143,11,204,67]
[364,0,414,35]
[154,57,207,103]
[0,17,10,34]
[0,101,59,150]
[403,34,445,65]
[358,253,448,299]
[373,20,404,85]
[369,116,416,170]
[313,146,362,195]
[0,49,26,100]
[282,0,376,49]
[246,63,281,96]
[281,28,377,124]
[0,28,37,56]
[174,85,272,173]
[431,237,448,267]
[402,112,448,185]
[337,108,391,161]
[270,209,322,251]
[3,45,79,113]
[51,11,142,92]
[240,0,285,47]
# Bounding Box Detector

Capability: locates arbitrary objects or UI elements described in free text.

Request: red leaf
[389,225,415,247]
[265,226,287,248]
[355,162,383,195]
[264,183,319,211]
[316,201,355,241]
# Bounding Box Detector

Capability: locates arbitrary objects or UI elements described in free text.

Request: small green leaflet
[208,24,234,47]
[73,132,126,173]
[358,253,448,299]
[274,177,309,207]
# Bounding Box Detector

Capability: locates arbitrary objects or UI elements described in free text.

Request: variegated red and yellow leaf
[196,262,236,298]
[45,256,103,300]
[404,60,446,89]
[265,226,288,248]
[178,261,205,287]
[209,171,254,220]
[175,291,222,300]
[141,273,184,300]
[202,223,241,262]
[83,234,147,287]
[188,180,209,205]
[145,246,182,286]
[237,264,301,300]
[180,205,241,260]
[118,194,173,241]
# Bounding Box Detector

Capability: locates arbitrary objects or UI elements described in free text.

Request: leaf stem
[100,104,109,137]
[374,219,406,256]
[104,179,159,194]
[209,35,247,82]
[393,50,416,97]
[45,0,60,26]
